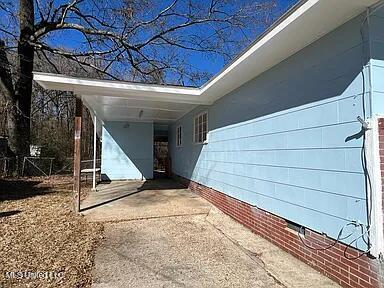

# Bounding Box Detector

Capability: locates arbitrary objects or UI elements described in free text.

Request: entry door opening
[153,124,170,179]
[154,138,168,178]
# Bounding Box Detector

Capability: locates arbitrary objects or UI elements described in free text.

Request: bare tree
[0,0,278,170]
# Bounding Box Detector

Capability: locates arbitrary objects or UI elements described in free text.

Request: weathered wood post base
[73,97,82,212]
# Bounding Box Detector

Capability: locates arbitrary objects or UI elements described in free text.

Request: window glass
[193,112,208,143]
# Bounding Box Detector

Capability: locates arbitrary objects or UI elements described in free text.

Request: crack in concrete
[203,209,287,288]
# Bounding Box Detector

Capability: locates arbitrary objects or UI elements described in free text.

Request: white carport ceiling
[33,0,379,124]
[83,94,200,123]
[34,72,204,123]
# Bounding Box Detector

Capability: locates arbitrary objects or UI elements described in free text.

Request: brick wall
[379,119,384,250]
[173,174,382,288]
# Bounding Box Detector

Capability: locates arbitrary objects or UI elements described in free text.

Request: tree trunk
[7,0,34,172]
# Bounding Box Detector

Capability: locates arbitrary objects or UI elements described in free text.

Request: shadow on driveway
[80,178,209,222]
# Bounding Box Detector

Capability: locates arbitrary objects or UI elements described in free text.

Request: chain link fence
[0,157,101,178]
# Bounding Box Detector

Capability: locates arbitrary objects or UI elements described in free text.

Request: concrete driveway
[82,179,339,288]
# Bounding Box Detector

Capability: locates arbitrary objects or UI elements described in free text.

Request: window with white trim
[193,112,208,144]
[176,125,182,147]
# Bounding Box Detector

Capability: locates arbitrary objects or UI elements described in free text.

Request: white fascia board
[33,72,199,95]
[33,72,208,105]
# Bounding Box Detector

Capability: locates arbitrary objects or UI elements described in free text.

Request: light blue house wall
[370,6,384,114]
[101,121,153,180]
[169,12,381,248]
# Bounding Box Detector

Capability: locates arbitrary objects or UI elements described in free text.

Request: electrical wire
[298,222,371,260]
[298,223,360,251]
[297,3,384,259]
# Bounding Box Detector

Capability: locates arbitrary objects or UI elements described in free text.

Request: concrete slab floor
[82,179,340,288]
[81,179,211,222]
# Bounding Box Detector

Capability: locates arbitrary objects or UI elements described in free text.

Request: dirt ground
[0,176,103,288]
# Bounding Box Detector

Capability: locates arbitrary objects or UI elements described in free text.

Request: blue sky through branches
[0,0,298,85]
[55,0,297,81]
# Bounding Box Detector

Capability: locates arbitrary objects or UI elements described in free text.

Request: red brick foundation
[378,119,384,249]
[173,174,383,288]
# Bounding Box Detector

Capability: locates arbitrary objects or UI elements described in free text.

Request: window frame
[176,125,183,147]
[193,111,208,144]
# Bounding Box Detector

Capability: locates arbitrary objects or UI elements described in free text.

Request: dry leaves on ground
[0,176,103,288]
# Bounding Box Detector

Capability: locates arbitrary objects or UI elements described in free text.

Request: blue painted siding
[101,121,153,180]
[372,60,384,114]
[371,6,384,115]
[170,13,371,248]
[371,5,384,61]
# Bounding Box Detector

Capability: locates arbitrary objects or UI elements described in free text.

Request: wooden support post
[73,97,82,212]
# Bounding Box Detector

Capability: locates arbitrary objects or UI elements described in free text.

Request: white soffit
[33,0,379,122]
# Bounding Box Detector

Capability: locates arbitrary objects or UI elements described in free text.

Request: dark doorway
[153,124,169,179]
[154,138,168,178]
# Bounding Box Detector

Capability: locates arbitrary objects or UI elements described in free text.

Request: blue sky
[44,0,299,84]
[0,0,299,85]
[186,0,298,77]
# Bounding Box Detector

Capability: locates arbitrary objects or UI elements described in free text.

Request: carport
[33,73,211,211]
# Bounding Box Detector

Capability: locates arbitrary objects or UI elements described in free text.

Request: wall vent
[286,220,305,236]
